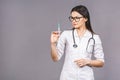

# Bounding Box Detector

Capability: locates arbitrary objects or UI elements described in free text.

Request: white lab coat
[56,29,104,80]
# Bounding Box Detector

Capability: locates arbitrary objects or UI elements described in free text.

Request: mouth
[72,24,78,27]
[72,23,77,26]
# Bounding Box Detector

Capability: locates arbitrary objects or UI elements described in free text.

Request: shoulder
[93,34,102,44]
[58,29,72,40]
[60,29,72,36]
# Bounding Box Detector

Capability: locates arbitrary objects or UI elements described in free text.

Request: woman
[50,5,104,80]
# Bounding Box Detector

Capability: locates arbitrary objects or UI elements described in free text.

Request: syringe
[57,23,61,34]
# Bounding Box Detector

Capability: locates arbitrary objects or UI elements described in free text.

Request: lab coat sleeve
[56,31,66,60]
[93,35,105,62]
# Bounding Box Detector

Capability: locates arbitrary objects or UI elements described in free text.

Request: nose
[72,20,77,24]
[72,19,76,23]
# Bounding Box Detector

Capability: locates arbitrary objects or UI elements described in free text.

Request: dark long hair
[71,5,94,33]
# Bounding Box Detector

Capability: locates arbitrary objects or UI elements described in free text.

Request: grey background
[0,0,120,80]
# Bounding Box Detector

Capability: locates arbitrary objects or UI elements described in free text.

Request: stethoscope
[72,28,95,53]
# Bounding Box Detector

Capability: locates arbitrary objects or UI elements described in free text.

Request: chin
[73,26,77,29]
[73,25,79,29]
[73,27,79,29]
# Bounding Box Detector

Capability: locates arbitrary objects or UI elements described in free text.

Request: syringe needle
[58,23,61,34]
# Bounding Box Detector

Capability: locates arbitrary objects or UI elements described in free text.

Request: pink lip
[73,24,77,26]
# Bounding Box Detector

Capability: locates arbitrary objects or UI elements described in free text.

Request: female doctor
[50,5,104,80]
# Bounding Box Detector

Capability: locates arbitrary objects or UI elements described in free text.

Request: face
[69,11,87,29]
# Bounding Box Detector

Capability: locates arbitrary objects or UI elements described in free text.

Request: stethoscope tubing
[72,28,95,53]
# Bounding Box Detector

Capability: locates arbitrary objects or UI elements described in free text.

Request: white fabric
[56,29,104,80]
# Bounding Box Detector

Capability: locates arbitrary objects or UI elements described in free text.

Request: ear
[84,18,88,22]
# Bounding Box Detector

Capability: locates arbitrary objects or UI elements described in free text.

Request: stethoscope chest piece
[73,44,78,48]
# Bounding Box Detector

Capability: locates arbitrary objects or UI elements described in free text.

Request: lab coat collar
[74,29,92,37]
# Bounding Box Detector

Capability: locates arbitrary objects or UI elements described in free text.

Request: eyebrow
[70,16,83,18]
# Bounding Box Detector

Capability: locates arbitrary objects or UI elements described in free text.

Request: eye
[75,17,83,19]
[68,16,83,22]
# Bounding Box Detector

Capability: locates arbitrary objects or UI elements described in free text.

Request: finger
[77,63,83,67]
[76,61,84,67]
[75,61,81,66]
[51,31,60,34]
[74,59,79,62]
[74,59,82,63]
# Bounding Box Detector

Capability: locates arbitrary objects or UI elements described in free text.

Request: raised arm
[50,31,60,61]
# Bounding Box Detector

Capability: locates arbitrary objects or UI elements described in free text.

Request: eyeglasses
[69,16,83,22]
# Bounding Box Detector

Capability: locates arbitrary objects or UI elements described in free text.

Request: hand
[50,31,60,44]
[74,59,91,67]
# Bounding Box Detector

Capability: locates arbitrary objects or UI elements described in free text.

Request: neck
[76,26,87,37]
